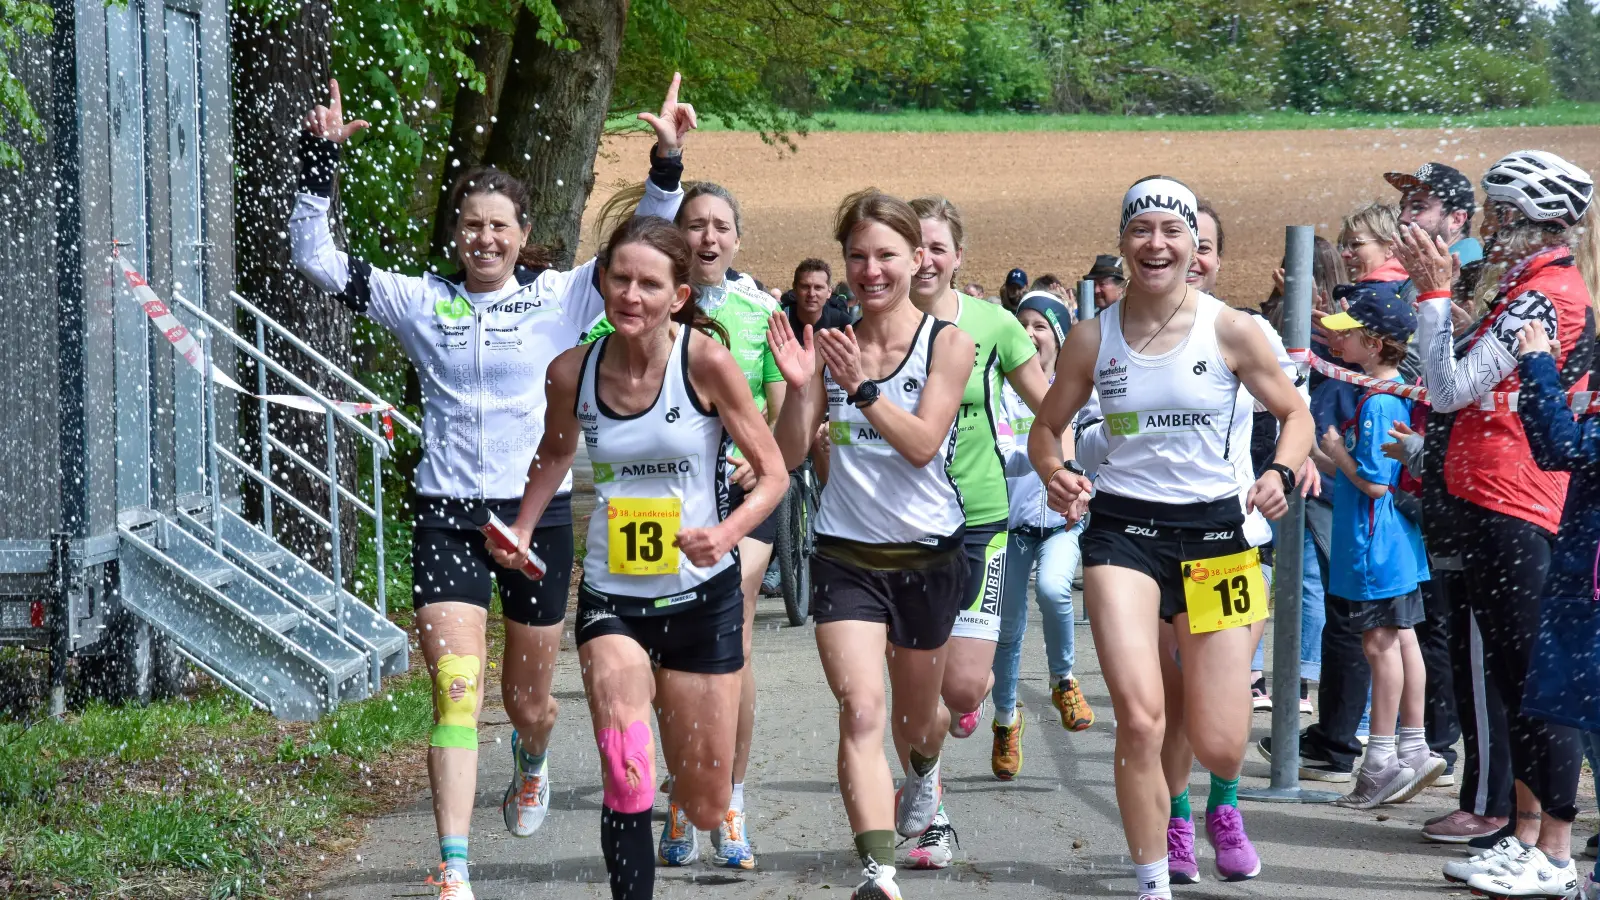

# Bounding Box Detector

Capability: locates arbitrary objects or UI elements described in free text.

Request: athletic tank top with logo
[577,326,735,613]
[1092,292,1249,504]
[815,315,966,548]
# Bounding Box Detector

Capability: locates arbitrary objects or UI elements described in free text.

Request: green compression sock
[854,829,896,867]
[1170,788,1192,821]
[909,748,938,777]
[1207,773,1239,811]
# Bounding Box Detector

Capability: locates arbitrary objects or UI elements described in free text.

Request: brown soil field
[583,126,1600,306]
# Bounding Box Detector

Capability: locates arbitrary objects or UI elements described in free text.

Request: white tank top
[1092,292,1249,504]
[816,315,966,547]
[578,326,735,606]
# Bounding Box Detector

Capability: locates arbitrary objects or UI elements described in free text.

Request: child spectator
[1318,285,1445,808]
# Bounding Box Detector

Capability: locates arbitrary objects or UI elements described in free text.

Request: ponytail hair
[443,166,554,269]
[597,216,727,346]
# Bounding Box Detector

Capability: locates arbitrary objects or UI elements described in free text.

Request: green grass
[0,671,431,898]
[671,101,1600,134]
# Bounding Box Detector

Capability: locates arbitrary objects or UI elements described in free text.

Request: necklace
[1126,286,1190,354]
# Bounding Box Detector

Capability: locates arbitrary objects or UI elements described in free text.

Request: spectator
[1386,163,1483,267]
[1030,274,1071,303]
[784,257,852,334]
[1083,254,1125,310]
[1000,267,1029,311]
[964,281,987,299]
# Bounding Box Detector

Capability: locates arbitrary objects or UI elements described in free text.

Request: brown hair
[597,216,726,345]
[834,188,923,254]
[679,182,743,236]
[442,166,553,269]
[910,195,966,250]
[793,257,832,286]
[1350,328,1408,367]
[1196,200,1225,257]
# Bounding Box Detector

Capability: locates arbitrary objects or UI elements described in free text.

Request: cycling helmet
[1481,150,1594,229]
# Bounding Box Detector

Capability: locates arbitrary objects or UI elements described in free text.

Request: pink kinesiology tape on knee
[597,721,656,813]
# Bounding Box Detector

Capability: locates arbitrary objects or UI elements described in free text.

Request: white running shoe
[895,757,942,838]
[850,860,903,900]
[1334,758,1416,809]
[905,805,957,869]
[1465,846,1578,898]
[1444,836,1525,884]
[427,865,476,900]
[501,733,550,837]
[710,808,756,870]
[1389,751,1448,805]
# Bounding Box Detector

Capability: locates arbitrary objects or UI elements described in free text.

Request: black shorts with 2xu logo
[1079,492,1255,623]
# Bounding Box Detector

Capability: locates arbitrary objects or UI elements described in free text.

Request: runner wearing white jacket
[289,77,696,900]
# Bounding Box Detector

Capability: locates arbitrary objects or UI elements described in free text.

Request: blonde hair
[1339,201,1401,247]
[1472,202,1600,315]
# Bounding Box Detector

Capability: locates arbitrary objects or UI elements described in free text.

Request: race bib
[607,497,681,576]
[1182,548,1268,634]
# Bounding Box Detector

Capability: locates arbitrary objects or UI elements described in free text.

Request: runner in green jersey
[897,196,1049,871]
[583,182,782,872]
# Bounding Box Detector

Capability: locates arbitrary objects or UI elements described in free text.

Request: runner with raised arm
[767,189,975,900]
[290,77,694,900]
[491,216,786,900]
[1027,176,1312,900]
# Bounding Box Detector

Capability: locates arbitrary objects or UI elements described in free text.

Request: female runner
[292,77,695,899]
[492,216,786,900]
[768,189,975,900]
[1028,176,1312,900]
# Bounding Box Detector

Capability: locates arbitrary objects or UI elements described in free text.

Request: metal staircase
[113,286,417,720]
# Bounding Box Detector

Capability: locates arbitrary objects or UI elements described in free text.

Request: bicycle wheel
[779,475,810,625]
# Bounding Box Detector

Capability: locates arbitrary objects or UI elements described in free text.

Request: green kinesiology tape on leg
[430,654,481,750]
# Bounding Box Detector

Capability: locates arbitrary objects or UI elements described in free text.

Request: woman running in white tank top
[1027,176,1312,900]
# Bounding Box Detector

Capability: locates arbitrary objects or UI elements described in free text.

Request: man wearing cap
[1000,267,1029,312]
[1387,163,1483,266]
[1083,254,1125,311]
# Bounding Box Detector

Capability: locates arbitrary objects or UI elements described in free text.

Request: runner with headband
[767,188,975,900]
[899,195,1048,868]
[491,216,786,900]
[586,181,783,871]
[291,77,694,900]
[1028,176,1312,900]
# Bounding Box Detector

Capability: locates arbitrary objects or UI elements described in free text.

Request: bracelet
[1265,462,1296,496]
[1417,290,1452,302]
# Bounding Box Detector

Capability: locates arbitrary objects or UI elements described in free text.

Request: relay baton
[470,507,547,580]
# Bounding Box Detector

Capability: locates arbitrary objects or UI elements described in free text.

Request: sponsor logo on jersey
[592,455,700,483]
[829,421,884,445]
[492,299,545,314]
[435,296,472,320]
[654,589,699,608]
[1098,357,1127,379]
[979,551,1004,617]
[1192,360,1208,375]
[1106,408,1220,436]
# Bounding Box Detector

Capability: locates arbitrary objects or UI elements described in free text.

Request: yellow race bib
[607,497,682,576]
[1182,548,1268,634]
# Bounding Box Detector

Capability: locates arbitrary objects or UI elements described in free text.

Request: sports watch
[847,380,880,408]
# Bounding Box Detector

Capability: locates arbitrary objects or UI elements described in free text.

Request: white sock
[995,705,1018,727]
[1365,734,1397,769]
[1397,725,1428,759]
[729,782,745,813]
[1133,857,1172,899]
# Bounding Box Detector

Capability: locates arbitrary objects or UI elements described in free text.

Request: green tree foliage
[0,0,53,170]
[1548,0,1600,101]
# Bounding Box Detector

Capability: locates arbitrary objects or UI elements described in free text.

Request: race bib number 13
[1182,547,1268,634]
[607,497,681,576]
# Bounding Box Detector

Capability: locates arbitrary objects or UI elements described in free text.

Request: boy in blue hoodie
[1318,284,1443,808]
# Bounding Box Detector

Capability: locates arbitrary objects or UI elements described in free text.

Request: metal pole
[372,412,386,618]
[1077,279,1096,321]
[1241,225,1337,804]
[202,329,223,552]
[325,411,346,641]
[256,319,273,536]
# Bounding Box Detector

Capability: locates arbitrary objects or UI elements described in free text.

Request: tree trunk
[231,4,360,582]
[430,22,519,261]
[483,0,630,269]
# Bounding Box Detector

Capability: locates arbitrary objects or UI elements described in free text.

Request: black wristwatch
[1064,459,1086,477]
[1266,462,1296,496]
[847,380,880,408]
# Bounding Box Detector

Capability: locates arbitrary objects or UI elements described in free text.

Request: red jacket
[1445,248,1595,532]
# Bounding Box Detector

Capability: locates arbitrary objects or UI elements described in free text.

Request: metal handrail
[226,290,421,437]
[266,434,377,518]
[215,444,334,531]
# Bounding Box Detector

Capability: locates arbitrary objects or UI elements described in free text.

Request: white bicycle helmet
[1481,150,1594,229]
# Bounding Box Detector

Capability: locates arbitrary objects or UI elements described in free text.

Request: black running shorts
[411,496,572,627]
[810,541,967,650]
[574,566,744,674]
[1079,493,1253,623]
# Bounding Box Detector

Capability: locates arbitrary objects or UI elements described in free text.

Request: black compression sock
[600,806,654,900]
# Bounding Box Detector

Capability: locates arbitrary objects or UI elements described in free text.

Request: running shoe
[1436,764,1458,788]
[905,805,958,869]
[895,758,942,838]
[1444,836,1523,884]
[1465,846,1578,898]
[1335,758,1417,810]
[1581,871,1600,899]
[1255,734,1354,783]
[1251,675,1271,711]
[850,860,903,900]
[710,808,756,870]
[1203,804,1261,881]
[1390,750,1448,804]
[991,713,1024,781]
[501,732,550,837]
[658,801,700,866]
[1167,816,1200,884]
[950,704,982,739]
[1052,676,1095,731]
[426,865,475,900]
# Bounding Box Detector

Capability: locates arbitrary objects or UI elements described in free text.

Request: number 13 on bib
[608,497,682,576]
[1182,548,1268,634]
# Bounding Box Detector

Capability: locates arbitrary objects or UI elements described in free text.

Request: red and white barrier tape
[116,256,396,441]
[1286,348,1600,415]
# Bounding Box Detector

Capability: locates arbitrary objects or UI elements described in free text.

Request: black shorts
[1079,493,1252,623]
[411,497,573,627]
[810,543,968,650]
[952,522,1008,641]
[574,566,744,674]
[728,482,781,546]
[1329,590,1425,631]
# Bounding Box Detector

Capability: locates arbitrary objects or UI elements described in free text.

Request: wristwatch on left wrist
[1265,462,1296,496]
[847,380,879,408]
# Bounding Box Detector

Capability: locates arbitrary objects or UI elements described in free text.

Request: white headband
[1120,178,1199,245]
